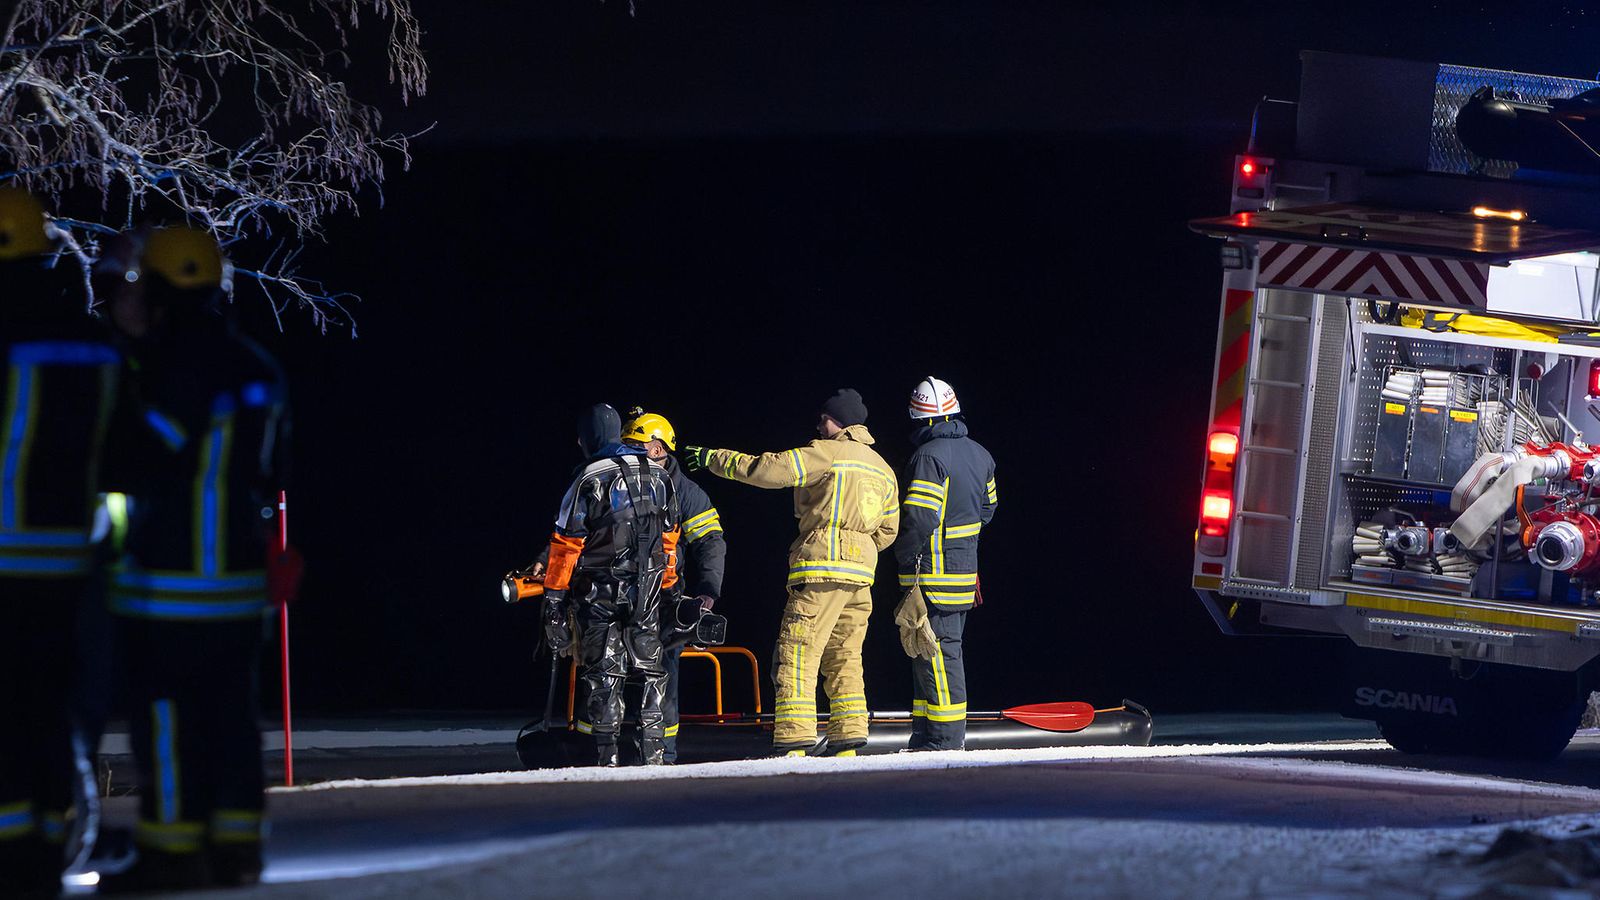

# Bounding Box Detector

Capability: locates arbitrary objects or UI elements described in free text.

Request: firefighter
[894,377,997,751]
[541,404,681,767]
[682,389,898,757]
[0,188,120,896]
[620,409,725,764]
[97,227,290,893]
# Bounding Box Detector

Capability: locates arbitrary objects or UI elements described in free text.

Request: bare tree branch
[0,0,428,331]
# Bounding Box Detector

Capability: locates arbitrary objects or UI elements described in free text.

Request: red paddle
[998,701,1096,732]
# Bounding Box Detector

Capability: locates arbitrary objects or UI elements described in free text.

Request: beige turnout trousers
[772,580,872,746]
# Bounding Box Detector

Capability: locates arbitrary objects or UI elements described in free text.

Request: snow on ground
[283,739,1393,791]
[178,741,1600,898]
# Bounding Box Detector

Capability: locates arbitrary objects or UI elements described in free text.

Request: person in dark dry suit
[540,404,681,766]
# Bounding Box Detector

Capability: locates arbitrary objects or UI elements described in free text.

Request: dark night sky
[245,2,1600,717]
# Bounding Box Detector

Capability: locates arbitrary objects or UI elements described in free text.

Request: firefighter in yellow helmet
[98,226,290,892]
[683,389,898,756]
[621,409,725,763]
[0,188,122,893]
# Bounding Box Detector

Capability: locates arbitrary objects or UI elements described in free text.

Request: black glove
[542,594,572,657]
[681,445,712,473]
[696,594,716,612]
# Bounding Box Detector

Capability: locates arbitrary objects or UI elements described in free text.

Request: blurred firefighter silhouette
[96,226,292,893]
[0,187,123,895]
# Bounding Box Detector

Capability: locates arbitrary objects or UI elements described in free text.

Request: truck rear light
[1208,432,1239,466]
[1200,491,1232,534]
[1589,360,1600,398]
[1199,427,1240,554]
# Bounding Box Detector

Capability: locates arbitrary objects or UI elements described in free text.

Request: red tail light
[1589,360,1600,398]
[1200,491,1232,533]
[1199,429,1239,552]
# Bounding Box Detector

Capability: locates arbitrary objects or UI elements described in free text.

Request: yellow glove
[893,583,939,660]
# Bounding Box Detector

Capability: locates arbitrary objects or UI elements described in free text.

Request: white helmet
[909,376,961,419]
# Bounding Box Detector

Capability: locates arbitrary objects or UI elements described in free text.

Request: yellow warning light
[1472,206,1527,221]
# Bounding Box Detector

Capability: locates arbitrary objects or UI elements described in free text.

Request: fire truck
[1191,51,1600,758]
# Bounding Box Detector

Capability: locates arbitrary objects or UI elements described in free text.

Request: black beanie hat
[577,403,622,457]
[820,388,868,427]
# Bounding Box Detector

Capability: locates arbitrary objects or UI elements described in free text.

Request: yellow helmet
[622,411,677,451]
[142,226,226,290]
[0,188,54,261]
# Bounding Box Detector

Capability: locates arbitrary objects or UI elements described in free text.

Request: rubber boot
[820,738,866,758]
[595,740,620,768]
[768,741,814,758]
[638,738,666,766]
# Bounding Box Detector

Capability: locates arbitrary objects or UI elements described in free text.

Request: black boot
[820,737,867,757]
[767,741,815,758]
[638,738,666,766]
[595,740,620,768]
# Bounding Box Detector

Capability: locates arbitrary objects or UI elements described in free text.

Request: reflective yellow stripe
[684,508,723,540]
[684,508,719,530]
[931,645,951,706]
[943,522,981,539]
[904,496,942,512]
[788,559,876,583]
[792,642,804,699]
[664,724,680,737]
[1345,592,1593,635]
[909,479,947,497]
[788,449,806,487]
[135,820,205,853]
[898,572,977,587]
[575,720,594,735]
[210,809,264,844]
[926,590,975,605]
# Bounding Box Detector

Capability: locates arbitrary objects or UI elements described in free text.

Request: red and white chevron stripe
[1257,240,1489,308]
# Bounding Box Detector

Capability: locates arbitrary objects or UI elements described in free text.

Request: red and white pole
[278,489,294,787]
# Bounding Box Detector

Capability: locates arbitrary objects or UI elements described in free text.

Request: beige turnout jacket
[707,425,899,586]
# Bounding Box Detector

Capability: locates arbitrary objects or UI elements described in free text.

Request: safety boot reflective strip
[210,810,265,845]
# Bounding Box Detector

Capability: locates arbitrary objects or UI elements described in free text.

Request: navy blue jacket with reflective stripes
[666,455,726,599]
[0,259,122,579]
[892,419,997,610]
[107,317,289,620]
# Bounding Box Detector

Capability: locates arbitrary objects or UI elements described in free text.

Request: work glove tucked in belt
[542,594,574,658]
[894,581,939,660]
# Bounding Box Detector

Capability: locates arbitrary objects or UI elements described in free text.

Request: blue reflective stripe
[239,381,281,408]
[144,410,187,451]
[2,363,33,529]
[0,554,90,575]
[0,530,91,547]
[0,806,33,834]
[40,816,66,841]
[113,571,266,593]
[112,596,269,619]
[200,424,223,576]
[9,341,118,366]
[154,701,178,823]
